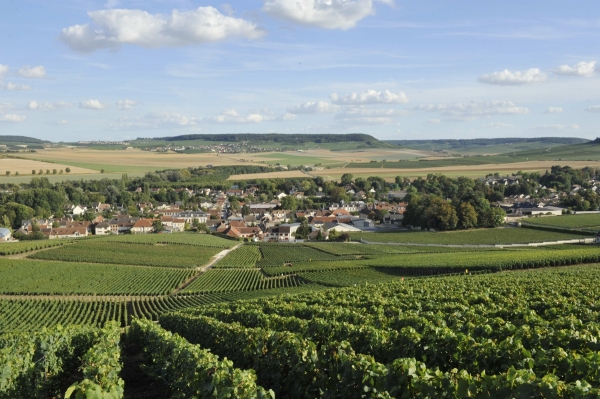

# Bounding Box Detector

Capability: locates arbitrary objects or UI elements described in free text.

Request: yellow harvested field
[311,160,600,180]
[228,170,308,180]
[19,148,268,168]
[0,158,97,175]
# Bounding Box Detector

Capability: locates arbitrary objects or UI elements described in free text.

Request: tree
[32,170,36,175]
[46,169,50,174]
[374,209,389,224]
[341,173,354,185]
[1,215,11,231]
[39,169,43,175]
[152,220,165,233]
[65,167,71,173]
[481,207,506,228]
[5,171,9,176]
[280,195,297,211]
[101,169,105,174]
[53,169,57,174]
[59,169,63,174]
[457,202,478,229]
[295,220,311,239]
[422,197,458,231]
[241,205,250,216]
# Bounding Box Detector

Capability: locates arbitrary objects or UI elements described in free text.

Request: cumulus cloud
[477,68,546,86]
[79,99,109,110]
[482,122,514,129]
[28,101,72,111]
[411,100,530,121]
[117,99,138,110]
[586,105,600,113]
[287,101,338,114]
[544,107,563,114]
[110,111,198,129]
[552,61,596,77]
[0,114,26,123]
[0,65,8,77]
[330,89,408,105]
[207,109,267,123]
[531,124,579,131]
[59,7,265,52]
[18,65,46,78]
[0,103,14,112]
[335,107,407,119]
[427,119,441,124]
[146,111,197,126]
[263,0,384,30]
[4,82,32,91]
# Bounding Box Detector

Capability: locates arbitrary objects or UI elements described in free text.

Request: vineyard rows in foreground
[158,264,600,398]
[181,268,307,293]
[0,285,327,334]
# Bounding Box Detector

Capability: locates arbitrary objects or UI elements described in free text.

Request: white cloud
[287,101,338,114]
[57,119,69,125]
[0,65,8,77]
[207,109,270,123]
[0,103,14,112]
[531,124,579,131]
[263,0,382,30]
[586,105,600,113]
[0,114,26,123]
[552,61,596,77]
[544,107,563,114]
[335,107,407,120]
[477,68,546,86]
[412,100,530,121]
[117,99,138,110]
[483,122,514,129]
[4,82,32,91]
[18,65,46,79]
[146,111,197,126]
[60,7,265,53]
[28,101,72,111]
[79,99,109,110]
[427,118,441,124]
[330,89,408,105]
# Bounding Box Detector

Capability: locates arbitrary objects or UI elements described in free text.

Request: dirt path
[172,243,243,294]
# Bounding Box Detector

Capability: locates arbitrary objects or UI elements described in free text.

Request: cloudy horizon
[1,0,599,141]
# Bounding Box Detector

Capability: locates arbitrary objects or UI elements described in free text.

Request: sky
[1,0,600,142]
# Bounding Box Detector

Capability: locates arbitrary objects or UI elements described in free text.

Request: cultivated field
[350,228,590,245]
[0,157,96,175]
[523,214,600,231]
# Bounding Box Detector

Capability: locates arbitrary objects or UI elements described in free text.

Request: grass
[350,228,590,245]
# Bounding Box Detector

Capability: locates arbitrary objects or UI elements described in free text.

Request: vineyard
[255,243,355,267]
[299,267,405,287]
[0,259,194,295]
[181,268,307,293]
[0,240,66,256]
[349,227,590,245]
[523,214,600,230]
[213,245,262,267]
[157,265,600,397]
[99,232,237,247]
[28,240,223,268]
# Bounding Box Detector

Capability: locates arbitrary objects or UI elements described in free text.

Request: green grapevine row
[129,318,274,399]
[213,245,262,267]
[100,232,237,247]
[181,269,307,293]
[298,268,404,287]
[0,240,66,256]
[255,244,355,267]
[29,241,223,268]
[0,259,194,295]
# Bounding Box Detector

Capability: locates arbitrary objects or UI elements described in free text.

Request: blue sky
[1,0,600,141]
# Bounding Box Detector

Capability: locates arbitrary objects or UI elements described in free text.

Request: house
[131,218,154,234]
[307,229,329,241]
[48,227,88,239]
[161,216,174,226]
[109,216,139,234]
[177,211,208,224]
[226,226,264,240]
[264,223,300,242]
[0,228,11,241]
[388,191,408,200]
[94,221,111,235]
[226,189,244,197]
[172,218,186,232]
[92,203,112,212]
[276,192,287,200]
[66,205,87,216]
[509,202,563,216]
[294,192,305,199]
[309,216,337,227]
[323,222,362,233]
[352,218,375,229]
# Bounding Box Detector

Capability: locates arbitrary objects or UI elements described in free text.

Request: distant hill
[0,135,48,144]
[156,133,382,144]
[387,137,589,155]
[144,133,397,150]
